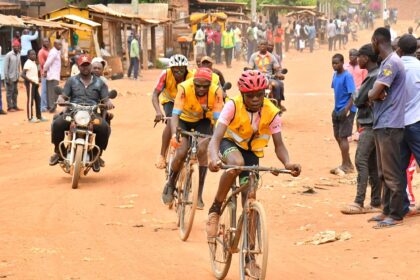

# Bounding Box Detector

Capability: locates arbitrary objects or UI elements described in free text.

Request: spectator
[233,25,242,61]
[284,19,292,52]
[327,19,337,51]
[294,20,301,50]
[307,21,317,53]
[127,34,140,80]
[21,49,46,123]
[341,44,381,215]
[330,53,356,175]
[20,28,39,68]
[38,38,50,112]
[368,27,407,228]
[213,26,222,64]
[344,48,368,90]
[383,8,389,26]
[396,35,420,215]
[246,22,258,61]
[100,42,111,57]
[265,24,273,44]
[4,41,21,112]
[205,25,214,58]
[12,31,21,48]
[408,27,417,38]
[0,54,5,115]
[195,24,206,59]
[334,16,343,50]
[273,23,284,60]
[43,39,62,113]
[221,25,235,68]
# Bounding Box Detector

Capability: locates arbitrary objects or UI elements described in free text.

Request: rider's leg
[157,102,173,169]
[197,138,210,209]
[50,114,70,165]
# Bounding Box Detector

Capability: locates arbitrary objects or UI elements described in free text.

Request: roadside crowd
[330,26,420,228]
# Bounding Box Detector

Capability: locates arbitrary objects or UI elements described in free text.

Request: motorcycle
[55,88,117,189]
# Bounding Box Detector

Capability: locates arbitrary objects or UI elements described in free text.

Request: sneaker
[197,198,205,210]
[49,153,61,166]
[206,212,220,238]
[245,259,261,278]
[161,182,175,205]
[0,110,7,115]
[92,160,101,172]
[155,155,167,169]
[98,157,105,167]
[29,117,40,123]
[39,117,49,122]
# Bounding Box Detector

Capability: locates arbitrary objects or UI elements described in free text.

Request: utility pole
[251,0,257,22]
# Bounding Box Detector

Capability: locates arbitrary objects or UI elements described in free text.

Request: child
[21,49,46,123]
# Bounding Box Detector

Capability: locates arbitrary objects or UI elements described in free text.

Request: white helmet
[169,54,189,67]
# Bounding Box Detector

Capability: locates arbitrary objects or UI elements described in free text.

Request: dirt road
[1,21,419,280]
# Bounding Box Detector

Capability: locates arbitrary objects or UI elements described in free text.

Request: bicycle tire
[239,201,268,280]
[175,167,186,227]
[71,145,83,189]
[179,164,199,241]
[209,201,234,279]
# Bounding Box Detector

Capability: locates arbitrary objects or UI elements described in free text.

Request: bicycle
[208,164,291,280]
[171,128,211,241]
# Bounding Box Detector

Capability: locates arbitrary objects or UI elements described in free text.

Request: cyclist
[162,67,224,209]
[206,70,301,275]
[152,54,194,169]
[248,40,286,112]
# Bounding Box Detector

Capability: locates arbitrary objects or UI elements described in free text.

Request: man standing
[195,24,206,59]
[213,26,222,64]
[3,41,21,112]
[330,53,356,175]
[128,34,140,80]
[368,28,407,228]
[397,35,420,215]
[341,44,381,214]
[43,39,62,113]
[0,53,5,115]
[246,22,257,61]
[205,25,214,58]
[284,19,292,52]
[327,19,337,51]
[273,23,284,60]
[307,21,317,53]
[20,28,39,68]
[233,25,242,61]
[221,25,235,68]
[344,49,368,90]
[38,38,50,112]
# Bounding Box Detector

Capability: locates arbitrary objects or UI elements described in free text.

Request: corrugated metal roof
[21,16,64,29]
[50,14,101,27]
[0,2,20,10]
[0,14,25,27]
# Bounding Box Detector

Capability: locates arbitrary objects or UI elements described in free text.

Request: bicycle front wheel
[239,201,268,280]
[209,202,234,280]
[178,164,199,241]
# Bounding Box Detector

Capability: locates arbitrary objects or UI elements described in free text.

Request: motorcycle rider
[248,40,286,112]
[49,55,114,172]
[162,68,224,209]
[152,54,194,169]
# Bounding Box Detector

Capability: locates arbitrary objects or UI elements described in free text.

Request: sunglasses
[194,83,211,89]
[172,68,186,74]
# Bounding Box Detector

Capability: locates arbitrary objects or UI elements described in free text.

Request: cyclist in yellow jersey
[152,55,194,169]
[206,71,301,274]
[162,68,224,208]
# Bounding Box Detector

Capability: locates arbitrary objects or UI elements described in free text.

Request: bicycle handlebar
[221,164,291,174]
[176,127,212,140]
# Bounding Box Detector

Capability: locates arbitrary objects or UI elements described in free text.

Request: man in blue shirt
[368,27,407,228]
[331,53,356,175]
[396,35,420,215]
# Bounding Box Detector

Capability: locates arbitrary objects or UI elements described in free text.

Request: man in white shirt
[43,39,62,113]
[20,28,39,68]
[195,24,206,62]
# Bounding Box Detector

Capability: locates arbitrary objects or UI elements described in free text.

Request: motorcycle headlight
[74,111,91,126]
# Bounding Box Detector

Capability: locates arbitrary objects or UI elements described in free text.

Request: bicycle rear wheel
[209,202,234,280]
[178,164,199,241]
[239,201,268,280]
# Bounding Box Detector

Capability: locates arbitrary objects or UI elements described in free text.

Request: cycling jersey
[155,68,194,104]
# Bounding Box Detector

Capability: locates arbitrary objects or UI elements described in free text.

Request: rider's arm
[152,70,167,116]
[272,131,300,176]
[99,81,114,109]
[208,122,228,172]
[171,86,185,135]
[212,87,224,122]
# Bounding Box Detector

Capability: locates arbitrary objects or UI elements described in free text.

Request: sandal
[367,214,387,223]
[330,167,345,176]
[155,155,167,169]
[340,203,364,214]
[363,205,382,214]
[373,218,403,229]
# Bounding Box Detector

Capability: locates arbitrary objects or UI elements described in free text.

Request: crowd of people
[330,27,420,229]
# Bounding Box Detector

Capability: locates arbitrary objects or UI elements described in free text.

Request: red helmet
[237,70,268,93]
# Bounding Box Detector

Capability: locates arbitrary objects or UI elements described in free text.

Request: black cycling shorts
[163,102,174,117]
[220,138,259,185]
[178,118,212,136]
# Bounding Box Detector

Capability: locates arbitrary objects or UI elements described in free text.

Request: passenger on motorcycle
[196,55,226,88]
[162,68,224,209]
[152,54,194,169]
[206,70,301,239]
[248,40,286,112]
[49,55,114,172]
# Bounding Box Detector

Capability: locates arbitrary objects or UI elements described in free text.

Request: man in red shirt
[37,38,50,112]
[213,26,222,64]
[344,48,367,90]
[274,23,284,61]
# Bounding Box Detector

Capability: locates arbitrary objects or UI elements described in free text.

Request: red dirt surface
[0,20,419,280]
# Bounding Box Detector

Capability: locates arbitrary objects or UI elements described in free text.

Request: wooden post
[142,25,148,71]
[151,25,156,64]
[123,24,129,70]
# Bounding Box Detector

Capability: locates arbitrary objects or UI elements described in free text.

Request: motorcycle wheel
[71,145,84,189]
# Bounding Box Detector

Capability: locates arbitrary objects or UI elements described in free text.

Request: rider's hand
[154,113,164,123]
[170,134,182,149]
[209,157,221,172]
[285,163,301,177]
[105,100,115,110]
[57,95,66,104]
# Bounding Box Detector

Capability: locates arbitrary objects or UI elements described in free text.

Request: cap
[194,67,213,82]
[77,54,92,66]
[200,56,214,64]
[92,57,107,68]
